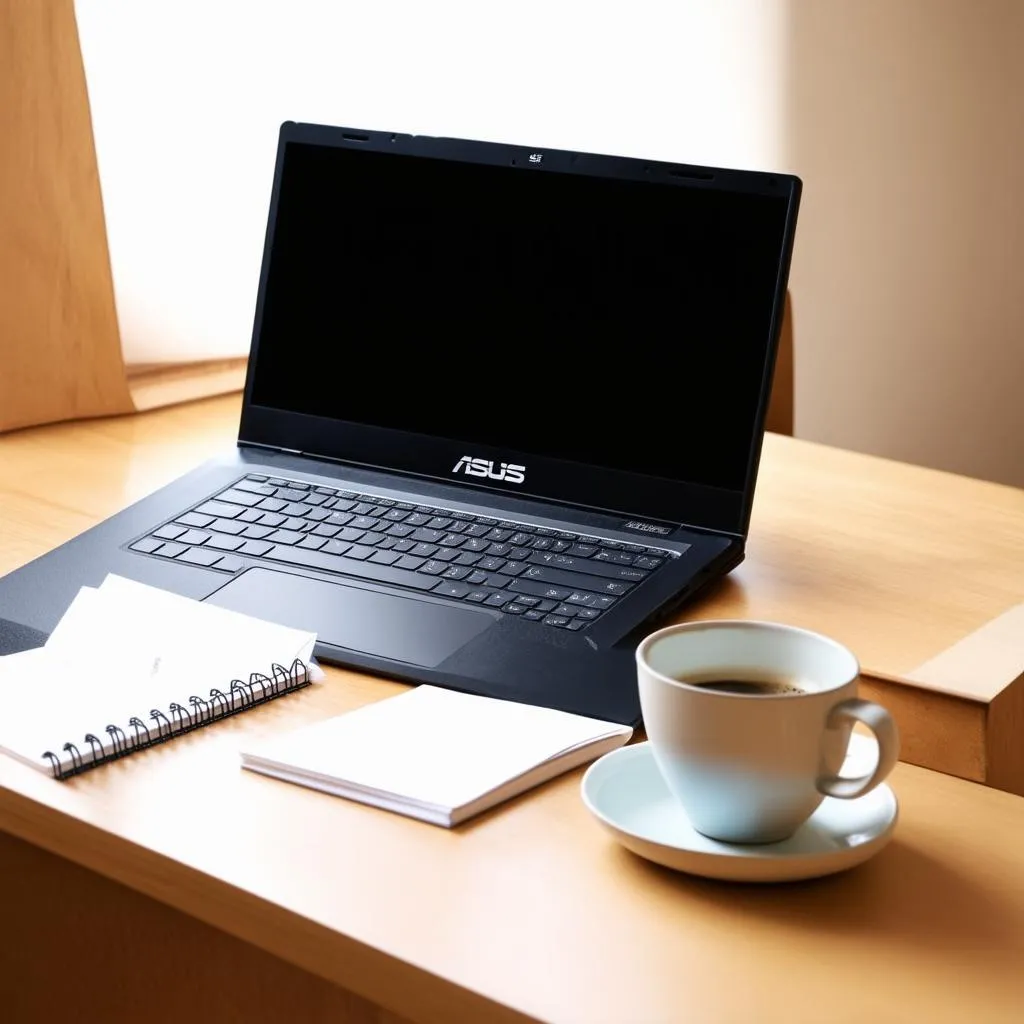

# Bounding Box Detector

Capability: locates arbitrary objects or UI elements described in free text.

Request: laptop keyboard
[126,474,681,631]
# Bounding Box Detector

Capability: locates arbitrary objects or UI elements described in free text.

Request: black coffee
[683,676,806,696]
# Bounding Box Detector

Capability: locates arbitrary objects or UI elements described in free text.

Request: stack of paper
[0,574,319,778]
[241,684,633,827]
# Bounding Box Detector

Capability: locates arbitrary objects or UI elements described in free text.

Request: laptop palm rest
[206,567,496,668]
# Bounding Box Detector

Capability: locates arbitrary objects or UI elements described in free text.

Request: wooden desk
[2,396,1024,1023]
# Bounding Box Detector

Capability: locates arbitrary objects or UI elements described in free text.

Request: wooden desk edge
[0,783,534,1024]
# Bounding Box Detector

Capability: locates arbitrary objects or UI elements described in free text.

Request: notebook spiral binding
[41,657,311,780]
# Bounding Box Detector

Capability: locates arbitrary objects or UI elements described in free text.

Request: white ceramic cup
[636,620,900,844]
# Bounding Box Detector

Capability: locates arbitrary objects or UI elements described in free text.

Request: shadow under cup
[636,620,897,845]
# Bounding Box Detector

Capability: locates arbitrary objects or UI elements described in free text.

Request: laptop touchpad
[206,568,496,668]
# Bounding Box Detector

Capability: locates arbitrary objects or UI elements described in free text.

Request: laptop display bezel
[238,121,801,537]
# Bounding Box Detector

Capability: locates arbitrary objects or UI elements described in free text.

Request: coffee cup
[636,619,899,844]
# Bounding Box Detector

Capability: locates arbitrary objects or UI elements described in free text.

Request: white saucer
[580,734,898,883]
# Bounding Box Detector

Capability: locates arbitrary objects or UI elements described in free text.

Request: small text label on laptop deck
[622,521,673,536]
[452,457,526,484]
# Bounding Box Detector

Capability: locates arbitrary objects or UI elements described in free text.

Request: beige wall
[785,0,1024,487]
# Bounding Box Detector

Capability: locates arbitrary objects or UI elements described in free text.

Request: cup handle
[817,698,901,800]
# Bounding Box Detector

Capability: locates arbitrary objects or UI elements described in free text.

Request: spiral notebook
[0,574,318,779]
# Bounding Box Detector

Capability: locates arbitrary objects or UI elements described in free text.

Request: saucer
[580,735,898,883]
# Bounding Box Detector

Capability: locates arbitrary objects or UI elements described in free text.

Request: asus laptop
[0,121,800,726]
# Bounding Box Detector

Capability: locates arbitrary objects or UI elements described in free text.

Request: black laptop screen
[249,138,790,496]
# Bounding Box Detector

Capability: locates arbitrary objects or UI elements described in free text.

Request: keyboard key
[213,555,244,573]
[504,602,525,614]
[266,529,305,545]
[543,615,571,628]
[322,539,353,557]
[176,511,215,529]
[130,537,164,554]
[569,544,598,558]
[369,550,401,566]
[197,500,244,519]
[395,555,426,571]
[177,529,210,546]
[564,619,587,631]
[207,534,245,552]
[634,556,664,570]
[302,492,328,506]
[155,541,188,559]
[277,488,309,501]
[234,480,276,496]
[522,609,545,620]
[255,497,286,512]
[409,542,438,558]
[433,581,471,599]
[153,524,186,541]
[576,608,601,620]
[214,488,263,507]
[342,544,373,561]
[594,550,636,565]
[243,524,274,539]
[281,502,312,517]
[313,523,340,538]
[464,590,490,603]
[238,508,264,523]
[441,566,472,580]
[331,527,366,543]
[178,548,223,567]
[461,537,490,552]
[466,571,488,585]
[298,536,327,550]
[239,540,273,557]
[418,560,448,576]
[212,518,247,535]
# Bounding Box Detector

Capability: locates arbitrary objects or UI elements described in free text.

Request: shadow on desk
[608,836,1019,963]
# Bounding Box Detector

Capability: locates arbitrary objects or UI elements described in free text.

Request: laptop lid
[239,122,801,537]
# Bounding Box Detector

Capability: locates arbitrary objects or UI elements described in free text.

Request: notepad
[240,685,633,826]
[0,574,318,779]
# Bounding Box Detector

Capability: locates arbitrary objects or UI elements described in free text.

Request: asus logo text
[452,456,526,484]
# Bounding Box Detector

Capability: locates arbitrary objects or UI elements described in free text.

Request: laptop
[0,121,801,726]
